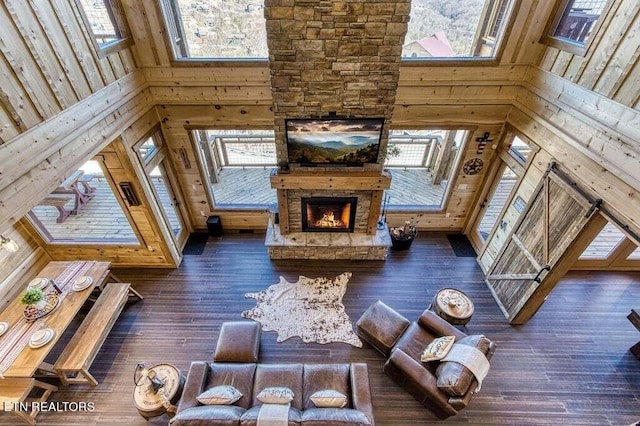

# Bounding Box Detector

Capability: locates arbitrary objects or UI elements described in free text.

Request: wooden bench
[628,309,640,359]
[54,283,141,386]
[78,173,96,195]
[37,195,73,223]
[0,378,57,425]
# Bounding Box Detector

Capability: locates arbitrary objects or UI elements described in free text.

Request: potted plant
[389,216,421,251]
[21,288,46,309]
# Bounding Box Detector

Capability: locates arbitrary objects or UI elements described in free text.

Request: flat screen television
[285,118,384,166]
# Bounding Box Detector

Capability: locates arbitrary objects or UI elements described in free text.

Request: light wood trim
[270,171,392,191]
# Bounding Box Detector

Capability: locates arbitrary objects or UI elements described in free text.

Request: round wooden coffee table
[430,288,474,325]
[133,363,185,419]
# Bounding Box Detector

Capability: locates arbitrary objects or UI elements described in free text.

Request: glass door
[474,163,518,243]
[135,130,189,251]
[149,162,185,239]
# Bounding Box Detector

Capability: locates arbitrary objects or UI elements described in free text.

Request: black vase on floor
[390,234,416,251]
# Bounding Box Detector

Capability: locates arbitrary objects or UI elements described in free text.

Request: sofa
[357,301,495,419]
[170,362,375,426]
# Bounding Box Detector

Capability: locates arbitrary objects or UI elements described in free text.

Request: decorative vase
[390,232,416,251]
[34,299,47,310]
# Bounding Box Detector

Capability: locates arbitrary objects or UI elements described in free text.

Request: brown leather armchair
[358,302,495,419]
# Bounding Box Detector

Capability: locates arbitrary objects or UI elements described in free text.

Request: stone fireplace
[263,0,409,260]
[302,197,357,232]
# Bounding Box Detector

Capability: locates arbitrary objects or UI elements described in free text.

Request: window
[76,0,131,55]
[542,0,610,55]
[28,160,139,244]
[403,0,516,60]
[160,0,268,60]
[508,135,532,164]
[579,222,626,259]
[193,130,277,208]
[385,129,468,209]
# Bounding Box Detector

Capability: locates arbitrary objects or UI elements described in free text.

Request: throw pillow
[420,335,455,362]
[257,387,294,404]
[436,334,492,397]
[197,385,243,405]
[310,389,347,408]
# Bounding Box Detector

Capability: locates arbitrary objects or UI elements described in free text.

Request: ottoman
[213,321,261,362]
[356,300,411,357]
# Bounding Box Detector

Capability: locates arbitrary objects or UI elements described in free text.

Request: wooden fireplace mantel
[270,169,392,190]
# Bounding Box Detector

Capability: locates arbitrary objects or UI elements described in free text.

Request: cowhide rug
[241,272,362,347]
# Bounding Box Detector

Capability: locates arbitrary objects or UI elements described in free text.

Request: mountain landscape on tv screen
[287,139,379,164]
[286,119,383,164]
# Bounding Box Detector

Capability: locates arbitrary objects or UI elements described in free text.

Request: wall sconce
[0,235,19,252]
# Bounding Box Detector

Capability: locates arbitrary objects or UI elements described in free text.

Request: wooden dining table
[0,261,110,378]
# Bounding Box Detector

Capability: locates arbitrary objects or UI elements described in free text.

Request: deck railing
[211,135,440,168]
[213,136,277,167]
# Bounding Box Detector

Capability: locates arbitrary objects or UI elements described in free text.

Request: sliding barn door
[486,164,604,324]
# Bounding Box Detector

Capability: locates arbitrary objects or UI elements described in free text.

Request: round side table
[430,288,474,325]
[133,363,185,419]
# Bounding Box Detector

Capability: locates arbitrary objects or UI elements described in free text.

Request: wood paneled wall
[538,0,640,110]
[512,72,640,240]
[0,0,137,143]
[0,222,51,311]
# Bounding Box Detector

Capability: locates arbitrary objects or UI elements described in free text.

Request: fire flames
[315,210,344,228]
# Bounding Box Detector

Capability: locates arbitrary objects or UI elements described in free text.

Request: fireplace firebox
[301,197,358,232]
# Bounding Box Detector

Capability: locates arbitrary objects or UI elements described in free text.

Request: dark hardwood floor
[4,233,639,425]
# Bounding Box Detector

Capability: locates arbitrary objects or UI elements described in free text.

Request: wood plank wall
[0,222,51,311]
[538,0,640,110]
[0,0,137,143]
[0,1,142,225]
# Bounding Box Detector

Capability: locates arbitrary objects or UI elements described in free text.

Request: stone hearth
[265,222,392,260]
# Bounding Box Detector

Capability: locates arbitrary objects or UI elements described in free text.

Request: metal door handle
[533,265,550,283]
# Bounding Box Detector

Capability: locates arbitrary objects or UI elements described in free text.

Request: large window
[403,0,516,59]
[193,130,277,208]
[542,0,611,55]
[76,0,131,55]
[160,0,268,60]
[28,160,138,244]
[385,130,468,209]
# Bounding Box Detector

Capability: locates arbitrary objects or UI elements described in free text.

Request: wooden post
[277,189,289,235]
[432,131,456,185]
[367,190,384,235]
